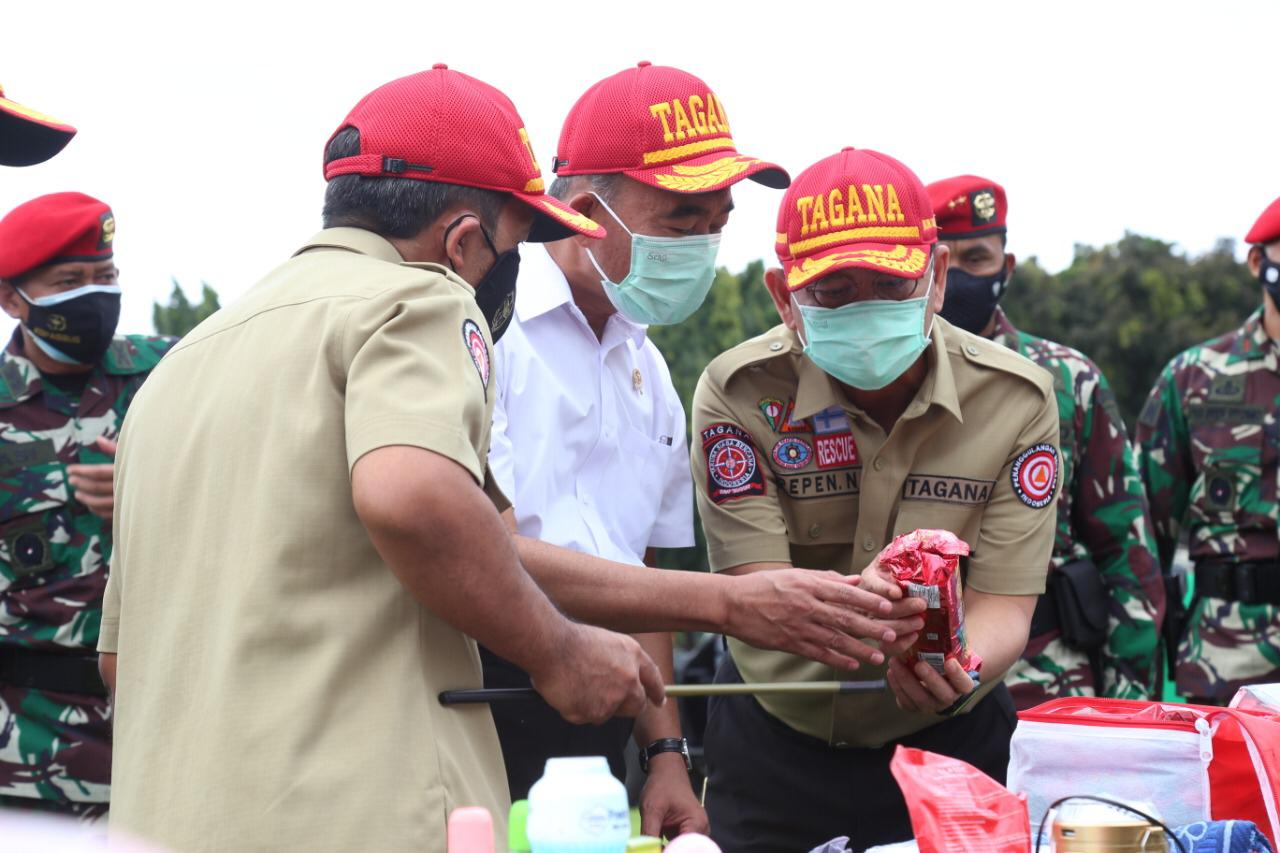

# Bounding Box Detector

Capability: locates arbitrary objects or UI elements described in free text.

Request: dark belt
[1194,560,1280,606]
[0,646,107,696]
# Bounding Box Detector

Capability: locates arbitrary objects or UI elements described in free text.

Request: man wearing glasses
[690,148,1060,851]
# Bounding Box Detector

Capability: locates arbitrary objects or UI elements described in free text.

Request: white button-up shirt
[489,244,694,566]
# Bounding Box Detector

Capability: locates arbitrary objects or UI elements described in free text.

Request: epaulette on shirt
[707,324,799,389]
[104,335,177,376]
[945,323,1056,402]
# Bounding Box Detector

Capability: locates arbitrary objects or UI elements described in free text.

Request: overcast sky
[3,1,1278,336]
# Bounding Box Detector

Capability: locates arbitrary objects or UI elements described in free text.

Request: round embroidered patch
[708,436,758,490]
[462,319,489,388]
[771,437,812,470]
[1011,443,1058,508]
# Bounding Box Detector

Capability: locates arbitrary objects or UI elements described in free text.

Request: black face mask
[939,266,1009,335]
[445,215,520,344]
[1259,252,1280,307]
[17,284,121,365]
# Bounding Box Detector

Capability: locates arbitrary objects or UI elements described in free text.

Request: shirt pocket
[0,438,71,582]
[1189,419,1264,518]
[612,426,676,549]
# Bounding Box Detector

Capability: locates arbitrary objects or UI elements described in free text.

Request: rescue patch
[814,431,859,469]
[1010,443,1058,509]
[701,422,765,503]
[462,319,490,390]
[812,406,850,435]
[774,467,860,500]
[902,474,995,505]
[771,437,812,470]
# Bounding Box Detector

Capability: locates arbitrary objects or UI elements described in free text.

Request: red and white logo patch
[700,422,765,503]
[1010,443,1058,509]
[462,319,490,389]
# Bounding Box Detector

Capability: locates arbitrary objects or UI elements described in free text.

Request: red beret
[926,175,1007,240]
[0,192,115,280]
[0,84,76,167]
[1245,196,1280,245]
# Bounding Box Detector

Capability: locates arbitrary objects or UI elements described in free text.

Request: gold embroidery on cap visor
[652,155,760,192]
[0,94,71,128]
[785,245,928,289]
[525,195,605,237]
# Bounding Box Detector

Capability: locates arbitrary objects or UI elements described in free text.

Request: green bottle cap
[627,835,662,853]
[508,800,530,852]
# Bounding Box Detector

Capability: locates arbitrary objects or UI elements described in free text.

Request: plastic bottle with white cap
[526,756,630,853]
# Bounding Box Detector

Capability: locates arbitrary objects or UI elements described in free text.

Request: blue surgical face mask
[584,192,722,326]
[795,258,935,391]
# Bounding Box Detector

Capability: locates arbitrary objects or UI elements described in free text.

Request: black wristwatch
[638,737,691,772]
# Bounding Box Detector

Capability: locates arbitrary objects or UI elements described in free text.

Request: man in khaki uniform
[96,67,663,853]
[692,147,1060,852]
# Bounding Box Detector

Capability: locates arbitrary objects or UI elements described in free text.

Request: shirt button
[965,344,979,356]
[863,537,876,552]
[808,523,822,539]
[769,342,784,352]
[873,457,885,471]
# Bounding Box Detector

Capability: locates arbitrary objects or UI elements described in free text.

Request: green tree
[153,278,221,338]
[1004,234,1258,426]
[650,260,780,573]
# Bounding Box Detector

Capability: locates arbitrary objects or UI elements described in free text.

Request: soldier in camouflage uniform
[0,192,172,817]
[1136,195,1280,704]
[928,175,1165,709]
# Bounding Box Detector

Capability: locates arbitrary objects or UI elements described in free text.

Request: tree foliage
[152,278,221,338]
[649,233,1262,573]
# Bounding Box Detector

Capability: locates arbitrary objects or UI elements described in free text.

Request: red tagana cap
[1245,196,1280,245]
[553,62,789,194]
[926,174,1007,240]
[0,83,76,167]
[776,147,937,290]
[0,192,114,280]
[323,65,604,242]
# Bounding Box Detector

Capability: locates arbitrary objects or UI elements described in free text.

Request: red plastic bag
[879,529,982,676]
[889,746,1030,853]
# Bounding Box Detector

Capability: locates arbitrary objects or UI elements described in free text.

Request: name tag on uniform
[901,474,995,505]
[0,439,58,474]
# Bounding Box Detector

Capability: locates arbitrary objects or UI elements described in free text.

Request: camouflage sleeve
[1135,361,1192,569]
[1073,376,1165,699]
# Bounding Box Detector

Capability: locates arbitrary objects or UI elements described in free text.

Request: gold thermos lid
[1053,817,1168,852]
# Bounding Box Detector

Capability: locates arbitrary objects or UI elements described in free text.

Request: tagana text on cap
[323,65,604,242]
[776,147,937,290]
[927,175,1007,240]
[553,62,789,194]
[1245,196,1280,246]
[0,83,77,167]
[0,193,114,280]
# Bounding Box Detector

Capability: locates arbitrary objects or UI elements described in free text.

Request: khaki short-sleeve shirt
[99,229,509,852]
[692,318,1059,746]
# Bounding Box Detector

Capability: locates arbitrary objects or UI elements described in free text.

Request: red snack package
[879,529,982,676]
[889,746,1030,853]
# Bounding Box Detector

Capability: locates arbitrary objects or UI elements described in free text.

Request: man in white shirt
[484,62,792,839]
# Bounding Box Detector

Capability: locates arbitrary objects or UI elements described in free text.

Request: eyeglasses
[800,254,934,309]
[802,275,924,308]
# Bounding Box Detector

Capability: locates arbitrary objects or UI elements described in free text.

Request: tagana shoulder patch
[1010,443,1058,509]
[701,422,765,504]
[462,319,490,390]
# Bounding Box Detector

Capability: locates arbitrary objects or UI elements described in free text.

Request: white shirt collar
[516,243,648,348]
